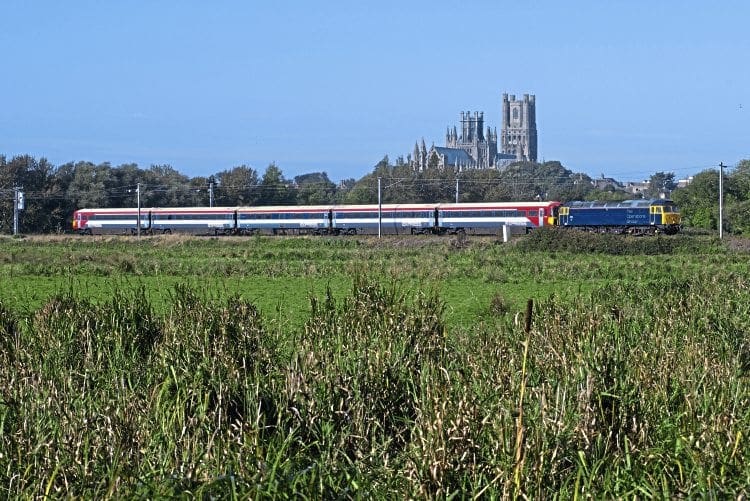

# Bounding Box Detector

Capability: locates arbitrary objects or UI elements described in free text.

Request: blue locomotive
[558,199,681,234]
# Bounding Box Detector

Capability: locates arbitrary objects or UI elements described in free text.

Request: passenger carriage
[331,204,436,235]
[436,201,561,234]
[237,205,333,235]
[73,208,150,235]
[150,207,236,235]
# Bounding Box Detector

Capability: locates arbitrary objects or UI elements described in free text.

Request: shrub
[518,226,724,255]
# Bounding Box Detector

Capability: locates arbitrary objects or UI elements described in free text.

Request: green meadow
[1,230,750,498]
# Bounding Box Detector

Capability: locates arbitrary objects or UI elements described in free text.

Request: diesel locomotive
[559,199,681,235]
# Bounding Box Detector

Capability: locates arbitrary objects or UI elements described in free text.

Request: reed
[1,234,750,497]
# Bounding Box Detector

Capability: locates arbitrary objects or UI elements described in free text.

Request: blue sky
[1,1,747,182]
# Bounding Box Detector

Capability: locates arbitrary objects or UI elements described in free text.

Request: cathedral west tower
[501,93,537,162]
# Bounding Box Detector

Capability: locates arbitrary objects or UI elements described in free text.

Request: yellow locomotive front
[650,200,681,234]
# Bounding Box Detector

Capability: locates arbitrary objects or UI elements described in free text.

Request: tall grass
[2,235,750,496]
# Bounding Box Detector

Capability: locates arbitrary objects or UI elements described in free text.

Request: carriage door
[538,208,545,227]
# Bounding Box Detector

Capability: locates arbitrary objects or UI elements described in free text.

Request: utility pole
[719,163,724,240]
[209,181,214,208]
[137,183,141,238]
[455,177,459,203]
[13,186,23,236]
[378,177,382,238]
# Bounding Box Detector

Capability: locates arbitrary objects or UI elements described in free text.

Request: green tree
[647,171,677,198]
[426,150,440,170]
[214,165,260,206]
[721,160,750,234]
[109,163,145,207]
[0,155,59,233]
[67,162,115,209]
[48,162,78,232]
[583,188,631,202]
[453,169,506,203]
[728,160,750,199]
[183,176,213,207]
[334,178,356,203]
[384,164,423,203]
[141,164,191,207]
[342,174,378,204]
[724,200,750,234]
[258,163,295,205]
[342,157,599,205]
[672,169,720,230]
[494,161,590,201]
[294,172,337,205]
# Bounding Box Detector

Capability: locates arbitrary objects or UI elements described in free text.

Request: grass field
[0,232,735,327]
[0,233,592,328]
[1,230,750,497]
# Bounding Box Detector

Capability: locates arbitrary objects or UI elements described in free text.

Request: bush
[518,226,724,255]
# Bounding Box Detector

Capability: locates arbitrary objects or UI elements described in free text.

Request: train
[72,199,681,236]
[559,198,681,235]
[72,201,559,236]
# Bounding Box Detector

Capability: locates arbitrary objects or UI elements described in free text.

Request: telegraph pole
[13,186,21,236]
[455,177,459,203]
[719,163,724,240]
[378,177,382,238]
[209,181,214,208]
[137,183,141,238]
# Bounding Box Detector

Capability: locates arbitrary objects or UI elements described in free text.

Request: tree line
[0,153,747,234]
[671,160,750,235]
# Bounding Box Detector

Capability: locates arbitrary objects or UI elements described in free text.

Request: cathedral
[411,93,537,171]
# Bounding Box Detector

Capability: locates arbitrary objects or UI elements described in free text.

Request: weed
[1,235,750,496]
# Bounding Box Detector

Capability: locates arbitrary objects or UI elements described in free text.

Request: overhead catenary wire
[0,162,741,203]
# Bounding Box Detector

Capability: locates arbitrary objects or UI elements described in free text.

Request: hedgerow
[517,226,725,254]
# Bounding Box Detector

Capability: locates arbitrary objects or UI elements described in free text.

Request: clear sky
[1,1,747,182]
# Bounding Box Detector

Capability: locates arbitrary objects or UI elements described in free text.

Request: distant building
[501,93,537,163]
[622,177,687,199]
[624,180,650,196]
[410,92,537,171]
[592,175,623,191]
[677,176,693,188]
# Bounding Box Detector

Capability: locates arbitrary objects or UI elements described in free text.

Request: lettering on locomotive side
[624,209,648,224]
[625,215,648,222]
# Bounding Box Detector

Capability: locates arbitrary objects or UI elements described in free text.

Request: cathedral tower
[501,93,537,162]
